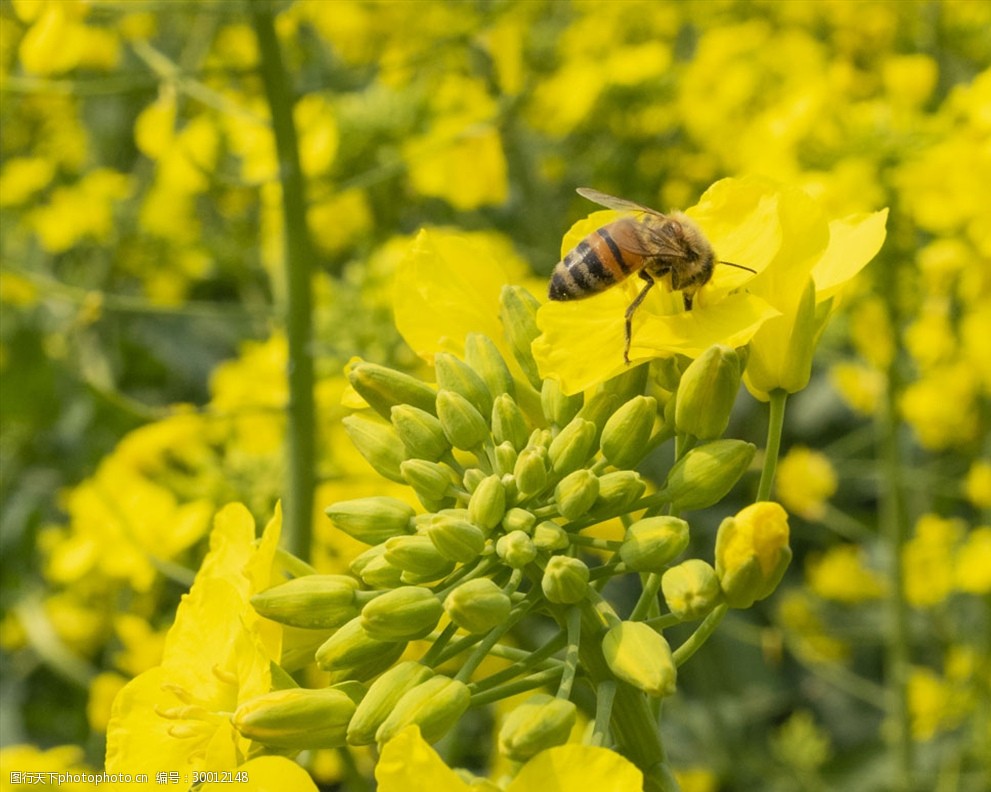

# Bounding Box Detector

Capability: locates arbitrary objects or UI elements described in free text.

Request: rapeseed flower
[775,446,838,521]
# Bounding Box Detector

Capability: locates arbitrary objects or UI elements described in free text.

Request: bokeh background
[1,1,989,790]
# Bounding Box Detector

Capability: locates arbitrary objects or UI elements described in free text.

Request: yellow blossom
[88,672,127,734]
[963,460,991,509]
[0,156,55,207]
[955,526,991,595]
[902,514,965,607]
[29,169,132,253]
[907,667,967,741]
[776,590,849,664]
[829,361,884,415]
[775,446,838,520]
[805,545,885,603]
[900,363,980,450]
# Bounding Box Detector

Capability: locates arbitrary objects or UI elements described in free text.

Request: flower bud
[349,545,403,588]
[233,688,355,749]
[326,496,415,545]
[541,378,583,427]
[468,474,506,532]
[465,332,515,399]
[435,352,494,419]
[502,507,536,534]
[547,418,597,475]
[315,617,407,682]
[675,344,741,440]
[599,362,650,403]
[496,530,537,568]
[391,404,449,461]
[495,441,518,476]
[401,459,456,505]
[347,661,435,746]
[424,515,486,563]
[361,586,443,641]
[533,521,569,551]
[592,470,646,516]
[499,285,542,390]
[715,502,792,608]
[384,535,455,580]
[463,467,486,493]
[661,559,722,620]
[251,575,359,629]
[343,415,406,482]
[601,621,676,698]
[436,389,489,450]
[619,516,690,572]
[575,391,620,442]
[514,447,548,497]
[542,556,589,604]
[348,361,439,419]
[554,469,599,520]
[600,396,657,469]
[492,393,531,451]
[659,440,755,512]
[444,578,512,634]
[498,693,577,762]
[376,676,471,745]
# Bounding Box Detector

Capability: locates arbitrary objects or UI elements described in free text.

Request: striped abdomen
[548,220,645,301]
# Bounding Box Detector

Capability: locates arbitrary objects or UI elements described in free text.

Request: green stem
[671,603,728,667]
[556,607,581,700]
[251,0,315,562]
[757,389,788,501]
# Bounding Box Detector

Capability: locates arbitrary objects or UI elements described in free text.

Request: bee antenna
[718,260,756,274]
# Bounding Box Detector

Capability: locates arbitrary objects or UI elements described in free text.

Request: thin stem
[671,603,729,667]
[556,607,581,700]
[251,1,316,561]
[590,679,617,747]
[757,389,788,501]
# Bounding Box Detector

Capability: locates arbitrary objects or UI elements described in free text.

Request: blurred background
[1,1,988,790]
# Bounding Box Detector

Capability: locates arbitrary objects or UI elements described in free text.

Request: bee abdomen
[548,228,639,301]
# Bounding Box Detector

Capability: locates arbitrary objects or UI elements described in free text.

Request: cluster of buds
[239,286,791,770]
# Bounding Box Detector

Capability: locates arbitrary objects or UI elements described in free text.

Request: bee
[548,187,754,363]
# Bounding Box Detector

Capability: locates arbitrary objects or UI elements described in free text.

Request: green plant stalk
[251,1,316,562]
[757,389,788,501]
[671,603,728,666]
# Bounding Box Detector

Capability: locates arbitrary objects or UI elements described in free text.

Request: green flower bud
[233,688,355,749]
[601,621,676,698]
[435,352,494,419]
[436,389,489,450]
[514,447,548,497]
[502,507,536,534]
[715,502,792,608]
[495,441,518,476]
[347,661,435,746]
[348,361,438,419]
[444,578,512,634]
[600,396,657,469]
[575,391,620,444]
[343,415,407,483]
[592,470,646,515]
[401,459,456,505]
[391,404,450,461]
[315,617,407,682]
[463,467,486,493]
[465,333,515,399]
[654,355,690,392]
[326,496,415,545]
[251,575,359,629]
[661,559,722,620]
[533,521,569,551]
[554,469,600,520]
[498,693,577,762]
[659,440,756,512]
[619,516,690,572]
[496,530,537,568]
[599,361,650,404]
[349,545,404,588]
[675,344,741,440]
[541,378,583,427]
[424,515,486,563]
[384,535,455,580]
[376,676,471,745]
[542,556,589,604]
[547,418,597,475]
[492,393,530,451]
[468,474,506,532]
[499,285,542,390]
[361,586,443,641]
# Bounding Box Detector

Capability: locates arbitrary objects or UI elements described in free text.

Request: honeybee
[548,188,754,363]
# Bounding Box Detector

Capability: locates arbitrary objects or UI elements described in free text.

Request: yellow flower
[955,526,991,595]
[963,460,991,509]
[805,544,885,603]
[902,514,965,607]
[715,501,792,608]
[201,756,319,792]
[29,169,132,253]
[0,156,55,207]
[907,667,966,741]
[775,446,838,520]
[899,363,980,450]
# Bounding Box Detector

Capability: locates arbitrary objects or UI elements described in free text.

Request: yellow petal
[375,726,472,792]
[812,209,889,299]
[201,757,319,792]
[507,743,643,791]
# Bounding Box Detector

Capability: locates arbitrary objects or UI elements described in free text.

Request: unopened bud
[316,617,407,682]
[533,521,569,551]
[600,396,657,469]
[326,496,415,545]
[599,362,650,403]
[251,575,359,629]
[619,516,690,572]
[602,621,676,697]
[542,556,589,604]
[343,415,406,483]
[233,688,355,749]
[401,459,456,505]
[468,474,506,532]
[391,404,449,461]
[436,389,489,450]
[659,440,755,512]
[361,587,443,641]
[499,285,542,390]
[495,441,518,476]
[444,578,512,634]
[496,530,537,568]
[349,545,403,588]
[547,418,597,475]
[435,352,494,419]
[675,344,741,440]
[592,470,646,515]
[384,535,455,580]
[424,515,486,563]
[347,661,434,746]
[715,502,792,608]
[465,333,515,399]
[514,448,548,497]
[498,693,577,762]
[502,507,536,534]
[554,469,599,520]
[463,467,486,493]
[492,394,530,451]
[348,361,438,419]
[661,559,722,620]
[376,676,471,745]
[541,378,583,427]
[575,391,620,442]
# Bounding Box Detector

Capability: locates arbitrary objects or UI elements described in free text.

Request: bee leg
[683,293,694,310]
[624,271,655,364]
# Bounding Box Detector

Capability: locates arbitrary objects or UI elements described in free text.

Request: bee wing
[608,216,694,260]
[576,187,666,217]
